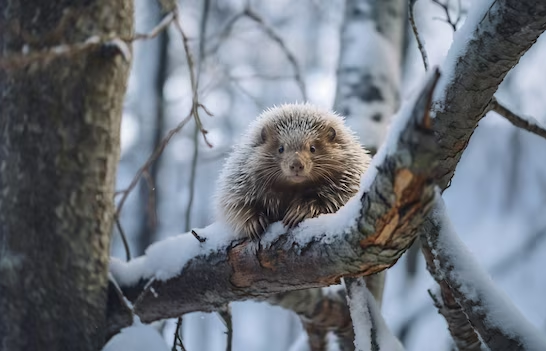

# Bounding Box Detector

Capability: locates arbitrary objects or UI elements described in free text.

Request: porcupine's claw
[244,214,268,240]
[283,203,323,229]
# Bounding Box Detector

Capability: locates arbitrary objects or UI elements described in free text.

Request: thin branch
[431,0,463,32]
[171,317,186,351]
[183,0,210,232]
[115,216,132,261]
[191,230,207,243]
[170,6,213,148]
[218,305,233,351]
[115,111,193,217]
[0,13,176,70]
[409,0,429,71]
[243,6,308,101]
[489,97,546,140]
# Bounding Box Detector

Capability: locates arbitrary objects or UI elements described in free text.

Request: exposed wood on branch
[106,69,441,339]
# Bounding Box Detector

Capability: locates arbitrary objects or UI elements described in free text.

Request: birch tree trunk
[0,2,132,350]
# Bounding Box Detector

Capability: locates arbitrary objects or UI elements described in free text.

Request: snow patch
[430,191,546,350]
[102,317,168,351]
[432,0,495,109]
[110,222,233,287]
[346,279,404,351]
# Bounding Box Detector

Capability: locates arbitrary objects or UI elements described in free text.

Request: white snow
[432,0,495,109]
[102,317,169,351]
[110,222,233,287]
[345,279,405,351]
[428,191,546,350]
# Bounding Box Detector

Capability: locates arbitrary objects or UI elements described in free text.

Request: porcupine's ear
[255,126,271,146]
[327,127,336,142]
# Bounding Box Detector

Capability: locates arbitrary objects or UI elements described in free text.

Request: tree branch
[426,284,483,350]
[421,194,546,351]
[345,278,405,351]
[488,97,546,140]
[106,69,441,339]
[431,0,546,190]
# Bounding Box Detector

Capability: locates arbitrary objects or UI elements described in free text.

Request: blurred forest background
[112,0,546,350]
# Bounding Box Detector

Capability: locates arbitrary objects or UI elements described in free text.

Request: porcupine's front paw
[282,203,320,229]
[241,213,269,240]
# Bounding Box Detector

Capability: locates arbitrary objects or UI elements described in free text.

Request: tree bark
[432,0,546,189]
[106,69,440,339]
[0,2,132,351]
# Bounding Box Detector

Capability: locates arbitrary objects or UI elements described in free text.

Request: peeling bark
[0,2,132,350]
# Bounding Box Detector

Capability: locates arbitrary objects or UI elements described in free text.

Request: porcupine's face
[255,123,339,188]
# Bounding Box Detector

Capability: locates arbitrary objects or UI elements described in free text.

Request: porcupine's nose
[289,159,304,172]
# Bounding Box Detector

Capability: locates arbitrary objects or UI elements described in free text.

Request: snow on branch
[427,286,483,351]
[421,193,546,351]
[431,0,546,189]
[105,70,442,338]
[345,278,404,351]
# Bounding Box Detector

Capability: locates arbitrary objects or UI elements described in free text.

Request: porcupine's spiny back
[214,103,371,239]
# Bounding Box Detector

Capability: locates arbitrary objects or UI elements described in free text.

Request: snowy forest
[1,0,546,350]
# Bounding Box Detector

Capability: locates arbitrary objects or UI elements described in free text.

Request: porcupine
[214,103,371,239]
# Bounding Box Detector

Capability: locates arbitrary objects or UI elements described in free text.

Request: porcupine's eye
[278,145,284,154]
[309,145,316,153]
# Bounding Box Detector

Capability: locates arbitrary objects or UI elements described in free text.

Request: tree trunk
[0,2,132,351]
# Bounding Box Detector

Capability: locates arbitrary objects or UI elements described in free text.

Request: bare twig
[115,112,193,217]
[171,317,186,351]
[489,97,546,140]
[409,0,429,71]
[133,12,176,40]
[115,216,132,261]
[243,6,307,101]
[218,305,233,351]
[191,230,207,243]
[170,7,213,148]
[183,0,211,232]
[431,0,463,32]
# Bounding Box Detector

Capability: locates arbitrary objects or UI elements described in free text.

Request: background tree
[0,1,133,351]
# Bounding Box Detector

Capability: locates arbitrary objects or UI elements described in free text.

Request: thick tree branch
[106,69,441,338]
[431,0,546,190]
[421,195,546,351]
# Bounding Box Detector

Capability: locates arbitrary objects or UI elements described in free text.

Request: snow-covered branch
[427,286,483,351]
[421,194,546,351]
[106,70,441,339]
[345,278,404,351]
[431,0,546,189]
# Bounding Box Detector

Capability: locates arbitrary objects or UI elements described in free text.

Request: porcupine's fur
[214,103,371,239]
